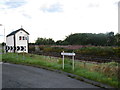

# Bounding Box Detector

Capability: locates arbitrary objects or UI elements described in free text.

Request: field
[2,52,120,88]
[29,45,120,63]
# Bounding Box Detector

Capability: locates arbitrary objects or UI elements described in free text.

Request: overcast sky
[0,0,119,43]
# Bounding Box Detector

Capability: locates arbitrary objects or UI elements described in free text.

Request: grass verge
[2,53,120,88]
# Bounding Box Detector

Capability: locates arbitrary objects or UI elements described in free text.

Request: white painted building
[6,28,29,53]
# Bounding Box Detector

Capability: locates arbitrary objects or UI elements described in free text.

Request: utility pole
[4,26,6,54]
[0,24,6,53]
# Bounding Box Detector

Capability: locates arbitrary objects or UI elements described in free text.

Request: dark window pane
[23,36,25,40]
[19,36,21,40]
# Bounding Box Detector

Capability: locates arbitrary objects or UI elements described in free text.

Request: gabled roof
[6,28,29,37]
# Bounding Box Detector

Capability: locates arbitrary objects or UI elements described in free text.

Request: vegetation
[35,38,55,45]
[76,47,114,57]
[34,32,120,46]
[29,45,120,58]
[2,53,120,88]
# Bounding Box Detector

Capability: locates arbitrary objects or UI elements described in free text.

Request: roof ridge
[6,28,29,37]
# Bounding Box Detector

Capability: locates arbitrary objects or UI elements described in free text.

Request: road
[2,63,101,88]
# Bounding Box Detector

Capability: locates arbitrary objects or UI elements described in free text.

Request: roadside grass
[2,53,120,88]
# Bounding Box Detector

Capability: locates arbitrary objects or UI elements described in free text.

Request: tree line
[31,32,120,46]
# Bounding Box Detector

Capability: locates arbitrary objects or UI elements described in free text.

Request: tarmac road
[2,63,101,88]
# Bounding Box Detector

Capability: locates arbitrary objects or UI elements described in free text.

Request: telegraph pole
[4,26,6,54]
[0,24,6,53]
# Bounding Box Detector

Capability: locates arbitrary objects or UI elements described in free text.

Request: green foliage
[115,33,120,46]
[33,32,120,46]
[56,40,64,45]
[1,42,6,46]
[113,47,120,57]
[35,38,55,45]
[75,47,114,56]
[42,47,64,53]
[29,45,120,57]
[29,46,35,52]
[64,33,108,46]
[106,32,115,46]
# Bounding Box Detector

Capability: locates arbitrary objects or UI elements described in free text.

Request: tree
[2,42,6,46]
[115,33,120,46]
[106,32,115,46]
[35,38,55,45]
[63,33,108,46]
[56,40,63,45]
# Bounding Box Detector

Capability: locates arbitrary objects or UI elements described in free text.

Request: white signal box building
[6,28,29,53]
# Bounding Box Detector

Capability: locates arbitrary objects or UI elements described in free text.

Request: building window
[25,37,28,40]
[23,36,25,40]
[19,36,27,40]
[19,36,22,40]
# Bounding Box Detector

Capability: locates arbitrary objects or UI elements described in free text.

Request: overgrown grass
[2,53,120,88]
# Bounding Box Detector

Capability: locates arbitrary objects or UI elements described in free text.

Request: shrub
[43,47,64,53]
[29,46,35,52]
[75,47,114,57]
[113,47,120,57]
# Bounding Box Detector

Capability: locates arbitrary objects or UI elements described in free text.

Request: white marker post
[23,49,24,60]
[62,51,64,69]
[72,53,75,71]
[61,51,75,71]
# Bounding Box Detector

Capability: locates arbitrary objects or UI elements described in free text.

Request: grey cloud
[22,13,32,19]
[41,3,63,13]
[0,35,3,36]
[88,3,99,8]
[0,0,27,9]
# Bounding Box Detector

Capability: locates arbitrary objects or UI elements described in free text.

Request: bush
[75,47,115,57]
[43,47,64,53]
[29,46,35,52]
[43,47,53,52]
[113,47,120,57]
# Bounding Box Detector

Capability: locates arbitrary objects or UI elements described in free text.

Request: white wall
[6,35,14,52]
[15,30,28,53]
[6,35,14,46]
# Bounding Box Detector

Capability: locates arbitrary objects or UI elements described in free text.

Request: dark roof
[6,28,29,37]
